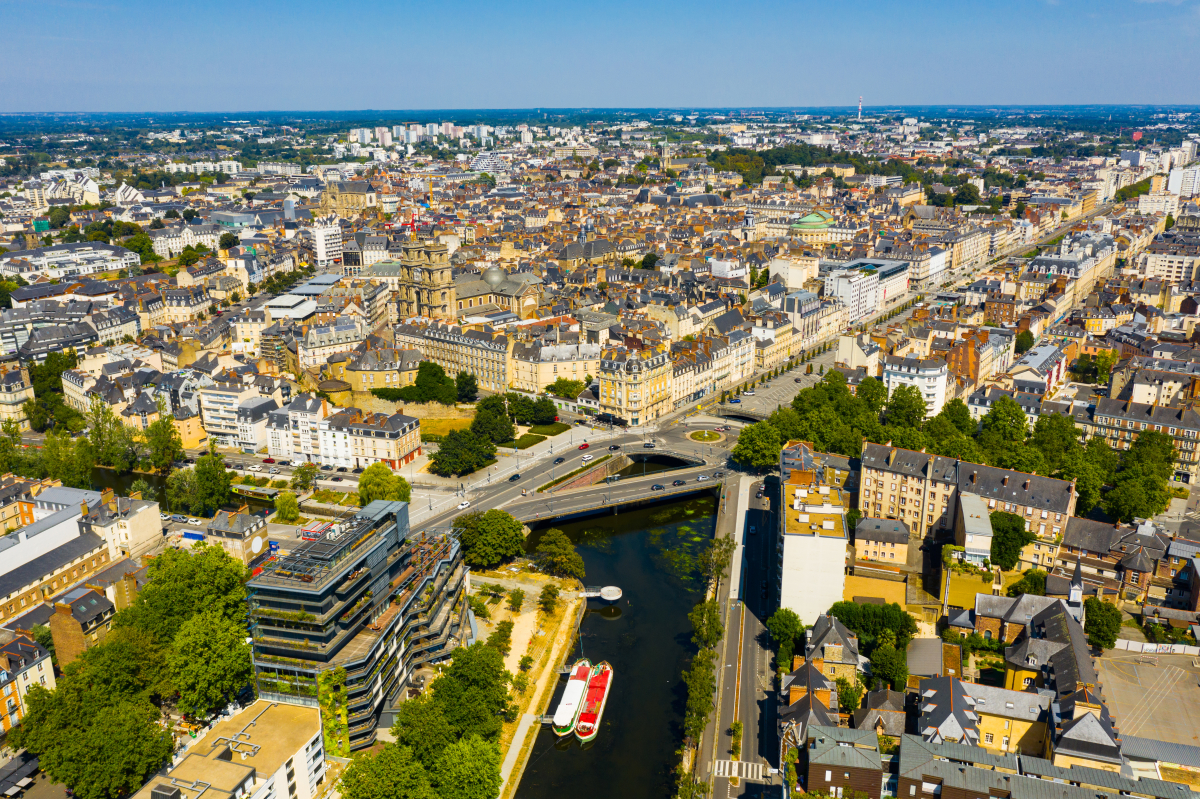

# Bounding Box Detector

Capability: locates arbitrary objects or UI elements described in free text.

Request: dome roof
[482,265,507,288]
[791,210,835,230]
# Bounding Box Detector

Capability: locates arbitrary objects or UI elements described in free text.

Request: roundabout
[688,429,723,443]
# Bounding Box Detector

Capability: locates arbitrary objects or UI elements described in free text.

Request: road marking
[1121,665,1185,735]
[733,603,746,724]
[713,760,766,781]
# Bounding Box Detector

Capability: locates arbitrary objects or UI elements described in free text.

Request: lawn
[500,434,546,450]
[529,422,570,436]
[421,418,472,437]
[945,569,1024,607]
[689,430,720,442]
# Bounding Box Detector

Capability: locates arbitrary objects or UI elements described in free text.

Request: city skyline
[6,0,1200,112]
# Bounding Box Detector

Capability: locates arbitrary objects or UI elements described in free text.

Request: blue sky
[5,0,1200,112]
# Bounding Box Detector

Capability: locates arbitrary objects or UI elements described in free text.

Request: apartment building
[161,286,214,323]
[48,586,115,665]
[751,312,797,371]
[0,631,54,733]
[510,341,600,394]
[598,342,672,427]
[247,501,468,750]
[396,322,510,393]
[824,267,879,322]
[230,308,272,357]
[318,408,421,470]
[1138,228,1200,283]
[881,355,949,418]
[266,394,331,463]
[198,382,262,448]
[298,320,365,370]
[1089,398,1200,483]
[1010,344,1069,396]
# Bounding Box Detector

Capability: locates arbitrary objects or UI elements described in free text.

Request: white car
[188,518,202,526]
[249,465,263,472]
[582,454,594,462]
[457,501,470,510]
[160,513,169,520]
[697,474,710,481]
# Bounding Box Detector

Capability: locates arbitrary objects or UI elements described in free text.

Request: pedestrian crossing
[713,759,766,781]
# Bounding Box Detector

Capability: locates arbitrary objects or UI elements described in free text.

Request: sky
[4,0,1200,112]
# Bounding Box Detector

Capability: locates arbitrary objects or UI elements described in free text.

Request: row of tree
[370,362,478,406]
[730,370,1177,522]
[12,546,252,799]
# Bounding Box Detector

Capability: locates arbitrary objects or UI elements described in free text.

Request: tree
[545,377,585,399]
[193,453,232,516]
[291,461,319,491]
[165,467,199,514]
[430,643,513,742]
[1030,412,1080,475]
[534,528,585,580]
[731,422,783,468]
[431,734,502,799]
[531,397,558,425]
[357,462,412,505]
[857,377,887,415]
[116,544,248,642]
[486,620,514,654]
[469,398,515,445]
[538,584,560,614]
[1103,465,1171,522]
[827,601,918,649]
[939,398,976,436]
[129,477,153,502]
[1007,569,1047,597]
[339,744,438,799]
[869,643,907,689]
[145,403,183,473]
[689,600,724,649]
[411,361,457,405]
[1083,597,1121,649]
[979,395,1028,441]
[1095,349,1118,384]
[454,509,524,568]
[275,491,300,523]
[836,676,863,712]
[42,429,93,488]
[169,610,251,718]
[990,511,1035,570]
[766,608,804,649]
[1015,330,1035,354]
[218,232,240,250]
[430,429,496,476]
[390,694,456,768]
[456,371,478,402]
[506,588,525,612]
[886,384,926,429]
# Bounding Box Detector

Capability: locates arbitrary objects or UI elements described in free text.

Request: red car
[578,443,589,450]
[263,458,276,464]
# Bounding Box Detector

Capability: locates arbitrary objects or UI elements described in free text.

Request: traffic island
[688,430,724,444]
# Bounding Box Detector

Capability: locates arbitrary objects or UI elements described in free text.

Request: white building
[710,258,747,280]
[881,354,949,418]
[823,267,879,323]
[1167,166,1200,198]
[1137,192,1180,216]
[310,216,343,268]
[267,394,330,462]
[777,443,848,625]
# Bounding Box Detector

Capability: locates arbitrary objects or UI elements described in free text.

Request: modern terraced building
[246,500,468,752]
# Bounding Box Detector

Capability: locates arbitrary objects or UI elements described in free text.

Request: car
[249,465,263,472]
[160,512,169,520]
[608,444,620,451]
[578,443,590,450]
[729,398,742,404]
[697,475,710,481]
[320,464,334,471]
[509,473,521,482]
[582,454,594,463]
[278,460,291,466]
[184,458,195,464]
[713,471,724,478]
[269,468,280,474]
[795,378,803,383]
[651,484,665,491]
[263,458,276,464]
[188,518,202,526]
[553,457,565,465]
[352,467,364,474]
[336,467,348,473]
[744,390,755,396]
[749,525,757,535]
[673,479,686,486]
[171,514,186,522]
[643,441,656,448]
[756,490,764,499]
[331,476,343,482]
[457,501,471,510]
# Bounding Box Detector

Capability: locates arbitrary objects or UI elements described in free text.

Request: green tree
[168,610,252,717]
[1095,349,1118,383]
[506,588,525,612]
[538,584,560,614]
[1083,597,1121,649]
[835,676,863,712]
[545,377,586,399]
[454,509,525,568]
[456,371,479,402]
[857,376,887,415]
[165,467,199,514]
[193,453,232,516]
[430,643,513,742]
[869,643,907,689]
[939,398,976,436]
[886,384,927,429]
[430,734,502,799]
[357,462,412,505]
[430,429,496,476]
[145,404,183,473]
[1015,330,1035,354]
[766,607,804,649]
[469,397,515,445]
[1103,465,1171,522]
[731,421,783,468]
[1030,412,1080,475]
[275,491,300,523]
[534,528,585,580]
[980,395,1028,441]
[990,511,1035,570]
[339,744,438,799]
[116,544,248,642]
[218,232,240,249]
[689,599,724,649]
[486,620,514,654]
[42,429,93,488]
[291,461,319,491]
[1007,569,1047,597]
[390,694,456,768]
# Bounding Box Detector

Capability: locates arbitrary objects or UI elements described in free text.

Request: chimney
[971,470,977,484]
[1002,476,1009,486]
[1024,480,1030,490]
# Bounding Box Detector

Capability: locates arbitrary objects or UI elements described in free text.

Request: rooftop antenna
[858,96,863,121]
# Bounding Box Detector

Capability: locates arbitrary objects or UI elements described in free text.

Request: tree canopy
[534,528,585,581]
[989,511,1036,570]
[357,462,412,506]
[454,509,525,568]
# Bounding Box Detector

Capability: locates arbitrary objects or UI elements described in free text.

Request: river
[519,492,718,799]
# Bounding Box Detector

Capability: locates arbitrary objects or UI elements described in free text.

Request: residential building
[804,614,861,683]
[267,394,330,463]
[0,631,54,733]
[396,321,510,393]
[778,441,850,624]
[237,396,279,453]
[247,501,469,749]
[206,509,270,566]
[48,586,114,666]
[881,355,949,418]
[318,409,420,470]
[1088,398,1200,483]
[0,368,34,430]
[824,267,879,323]
[598,342,672,427]
[1010,344,1069,397]
[510,341,601,394]
[854,517,910,568]
[298,320,364,371]
[198,382,261,448]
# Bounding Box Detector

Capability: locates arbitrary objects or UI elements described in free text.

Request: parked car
[171,514,187,522]
[457,501,470,510]
[160,512,169,520]
[269,468,280,475]
[553,457,565,465]
[673,479,686,486]
[651,484,665,491]
[320,464,334,471]
[336,467,348,473]
[744,390,755,396]
[756,489,764,499]
[509,473,521,482]
[713,471,725,478]
[352,467,364,474]
[278,460,291,466]
[188,518,202,526]
[578,443,590,450]
[749,525,757,535]
[795,378,803,383]
[331,476,343,482]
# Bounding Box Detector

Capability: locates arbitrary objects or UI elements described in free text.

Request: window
[985,733,994,744]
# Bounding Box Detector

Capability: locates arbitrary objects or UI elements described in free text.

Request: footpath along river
[517,492,718,799]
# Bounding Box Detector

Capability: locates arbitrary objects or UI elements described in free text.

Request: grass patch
[1170,485,1189,499]
[689,430,720,442]
[537,454,611,492]
[310,489,348,504]
[420,418,472,437]
[500,434,546,450]
[269,480,288,489]
[234,475,271,487]
[529,422,570,436]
